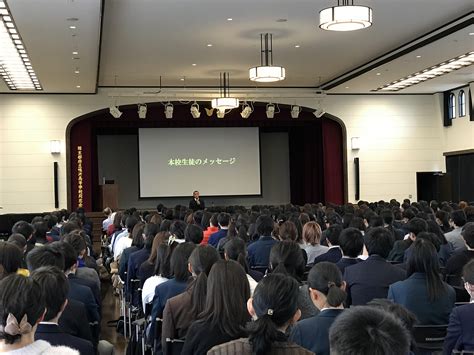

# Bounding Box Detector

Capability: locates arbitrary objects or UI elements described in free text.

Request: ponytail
[326,282,347,307]
[248,314,286,355]
[236,252,249,273]
[308,262,346,308]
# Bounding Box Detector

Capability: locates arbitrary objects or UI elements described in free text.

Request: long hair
[407,239,447,302]
[224,237,249,273]
[247,273,299,355]
[198,260,250,337]
[269,241,305,282]
[188,246,220,317]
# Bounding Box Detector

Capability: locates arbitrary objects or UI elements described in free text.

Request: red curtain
[322,119,344,205]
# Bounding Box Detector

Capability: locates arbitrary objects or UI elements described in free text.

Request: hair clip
[267,309,274,316]
[168,235,176,246]
[0,313,32,336]
[327,281,336,288]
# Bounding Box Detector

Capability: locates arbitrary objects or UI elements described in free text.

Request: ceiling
[1,0,473,94]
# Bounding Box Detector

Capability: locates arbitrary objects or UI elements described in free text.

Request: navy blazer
[68,280,100,325]
[344,254,406,306]
[388,272,455,325]
[58,299,94,344]
[35,323,94,355]
[444,303,474,354]
[290,308,344,355]
[336,257,360,274]
[247,236,277,268]
[313,247,343,264]
[208,229,228,248]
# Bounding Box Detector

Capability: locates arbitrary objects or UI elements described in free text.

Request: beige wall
[0,89,461,213]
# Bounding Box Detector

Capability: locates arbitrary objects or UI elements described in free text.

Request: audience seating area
[1,198,474,355]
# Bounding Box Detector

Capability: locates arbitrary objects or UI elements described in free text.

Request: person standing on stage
[190,191,205,211]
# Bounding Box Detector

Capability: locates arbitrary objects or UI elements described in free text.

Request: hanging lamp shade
[249,33,286,82]
[211,73,239,110]
[319,0,373,31]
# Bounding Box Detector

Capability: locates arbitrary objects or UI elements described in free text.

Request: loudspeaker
[53,162,59,209]
[354,157,360,201]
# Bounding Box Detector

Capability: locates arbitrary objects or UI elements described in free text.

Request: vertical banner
[70,120,92,211]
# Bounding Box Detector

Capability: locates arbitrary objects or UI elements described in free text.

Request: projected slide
[138,127,261,197]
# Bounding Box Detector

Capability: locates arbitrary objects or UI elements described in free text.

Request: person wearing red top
[201,213,219,245]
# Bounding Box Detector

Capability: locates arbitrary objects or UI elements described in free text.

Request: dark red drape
[322,118,344,205]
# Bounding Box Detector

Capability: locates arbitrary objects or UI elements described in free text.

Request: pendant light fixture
[211,72,239,111]
[319,0,373,32]
[249,33,286,82]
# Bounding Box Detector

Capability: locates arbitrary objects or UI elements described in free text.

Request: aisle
[101,281,128,355]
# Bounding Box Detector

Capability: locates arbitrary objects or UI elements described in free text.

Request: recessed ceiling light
[76,85,81,88]
[74,69,80,74]
[469,32,474,36]
[227,18,233,21]
[295,45,300,48]
[72,51,78,55]
[207,43,213,47]
[416,55,421,58]
[345,86,349,89]
[376,72,381,76]
[69,25,76,29]
[192,63,197,66]
[180,78,185,81]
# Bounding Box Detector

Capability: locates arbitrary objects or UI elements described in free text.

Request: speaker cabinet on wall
[53,162,59,209]
[354,157,360,201]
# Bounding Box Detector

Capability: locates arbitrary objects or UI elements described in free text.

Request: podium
[99,184,119,210]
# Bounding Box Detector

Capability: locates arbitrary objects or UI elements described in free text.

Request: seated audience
[269,241,317,319]
[388,239,455,324]
[138,231,169,285]
[388,217,427,263]
[445,210,467,252]
[208,273,313,355]
[290,262,346,355]
[313,224,343,264]
[0,274,78,354]
[224,238,261,292]
[149,243,196,341]
[184,224,204,244]
[11,221,34,254]
[329,306,410,355]
[200,213,219,245]
[119,222,145,281]
[247,215,277,268]
[208,213,230,248]
[445,222,474,284]
[162,245,219,352]
[426,219,453,266]
[301,221,328,264]
[336,227,364,273]
[344,227,405,306]
[182,260,250,355]
[444,259,474,354]
[31,266,93,354]
[0,241,23,280]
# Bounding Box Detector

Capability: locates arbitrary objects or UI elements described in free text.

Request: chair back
[165,338,185,355]
[413,324,448,351]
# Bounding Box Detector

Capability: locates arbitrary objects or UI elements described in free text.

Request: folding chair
[413,324,448,353]
[164,338,185,355]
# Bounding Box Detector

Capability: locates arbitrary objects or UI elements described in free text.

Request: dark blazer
[344,254,406,306]
[247,236,277,268]
[162,289,194,352]
[444,303,474,354]
[388,239,412,263]
[138,261,155,287]
[67,279,100,325]
[446,250,474,278]
[208,229,228,248]
[69,274,101,310]
[313,247,342,264]
[59,299,94,344]
[35,323,94,355]
[388,272,455,325]
[335,257,360,274]
[290,308,344,355]
[189,198,205,211]
[119,245,139,281]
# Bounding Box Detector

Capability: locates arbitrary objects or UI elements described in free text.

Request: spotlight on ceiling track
[190,102,201,118]
[138,103,147,119]
[240,102,253,118]
[216,108,226,118]
[313,108,326,118]
[291,105,301,118]
[266,103,276,118]
[109,105,122,118]
[164,102,174,119]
